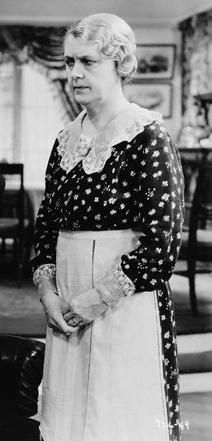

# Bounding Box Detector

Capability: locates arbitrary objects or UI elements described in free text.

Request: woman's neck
[83,94,130,136]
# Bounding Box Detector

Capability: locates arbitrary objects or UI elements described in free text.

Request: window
[0,61,64,188]
[0,61,15,162]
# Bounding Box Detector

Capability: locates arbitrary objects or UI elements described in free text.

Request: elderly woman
[32,13,184,441]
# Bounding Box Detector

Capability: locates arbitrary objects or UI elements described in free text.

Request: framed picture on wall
[135,44,176,79]
[123,81,173,118]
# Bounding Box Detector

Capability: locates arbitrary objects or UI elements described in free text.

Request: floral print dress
[32,104,184,441]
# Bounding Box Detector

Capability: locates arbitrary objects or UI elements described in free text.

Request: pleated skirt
[40,229,170,441]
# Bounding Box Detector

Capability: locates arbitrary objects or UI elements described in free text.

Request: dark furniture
[178,147,212,224]
[0,174,5,194]
[0,334,45,441]
[178,146,212,162]
[0,163,34,285]
[178,160,212,315]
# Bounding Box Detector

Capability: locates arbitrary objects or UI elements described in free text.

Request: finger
[68,314,84,324]
[67,318,86,327]
[56,315,79,335]
[63,311,84,324]
[48,320,78,334]
[63,311,74,321]
[67,326,80,333]
[62,304,73,314]
[48,322,59,331]
[68,320,81,328]
[68,317,80,326]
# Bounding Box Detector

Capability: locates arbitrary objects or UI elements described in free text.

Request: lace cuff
[96,264,135,308]
[33,264,56,287]
[113,264,136,296]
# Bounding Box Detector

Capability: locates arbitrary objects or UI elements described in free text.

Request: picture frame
[123,81,172,119]
[135,44,176,79]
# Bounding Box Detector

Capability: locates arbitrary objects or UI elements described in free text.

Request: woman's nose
[70,62,84,80]
[71,71,84,79]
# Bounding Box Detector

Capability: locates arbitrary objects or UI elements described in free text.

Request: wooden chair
[0,163,34,285]
[179,161,212,315]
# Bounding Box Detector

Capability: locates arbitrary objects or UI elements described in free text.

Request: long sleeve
[31,139,61,279]
[118,122,184,292]
[31,119,184,300]
[97,122,184,303]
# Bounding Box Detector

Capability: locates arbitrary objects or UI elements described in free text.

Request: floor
[179,333,212,439]
[180,392,212,441]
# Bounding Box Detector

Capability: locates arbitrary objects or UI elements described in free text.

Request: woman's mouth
[74,86,88,92]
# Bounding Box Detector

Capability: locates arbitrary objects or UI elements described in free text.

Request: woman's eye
[65,58,75,68]
[83,59,96,66]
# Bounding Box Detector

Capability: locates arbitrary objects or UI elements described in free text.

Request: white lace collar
[57,103,162,175]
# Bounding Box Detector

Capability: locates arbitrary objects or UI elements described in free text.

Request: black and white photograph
[135,44,176,79]
[0,2,212,441]
[123,81,172,118]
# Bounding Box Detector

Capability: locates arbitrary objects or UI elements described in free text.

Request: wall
[0,22,183,141]
[133,25,182,140]
[1,0,212,26]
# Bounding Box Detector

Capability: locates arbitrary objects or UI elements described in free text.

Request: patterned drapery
[179,10,212,127]
[0,25,81,121]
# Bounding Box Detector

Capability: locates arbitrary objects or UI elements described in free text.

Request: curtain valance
[0,25,81,120]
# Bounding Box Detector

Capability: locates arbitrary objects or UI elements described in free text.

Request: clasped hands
[38,280,108,336]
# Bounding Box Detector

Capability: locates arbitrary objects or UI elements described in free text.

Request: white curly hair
[65,13,138,82]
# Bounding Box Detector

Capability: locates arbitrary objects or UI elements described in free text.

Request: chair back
[0,163,34,284]
[0,163,24,233]
[0,174,5,195]
[180,157,202,203]
[177,159,212,315]
[189,162,212,240]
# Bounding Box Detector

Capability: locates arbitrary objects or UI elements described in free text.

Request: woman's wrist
[33,263,56,287]
[37,275,58,302]
[96,265,135,308]
[38,288,59,303]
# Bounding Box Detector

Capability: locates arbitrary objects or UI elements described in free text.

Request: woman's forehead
[64,36,99,57]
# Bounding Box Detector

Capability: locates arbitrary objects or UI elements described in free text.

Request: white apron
[40,230,169,441]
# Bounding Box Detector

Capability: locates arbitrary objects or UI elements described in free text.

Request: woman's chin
[74,96,93,107]
[73,89,89,102]
[75,97,87,104]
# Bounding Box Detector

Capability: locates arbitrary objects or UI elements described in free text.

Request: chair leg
[17,265,23,288]
[188,257,198,316]
[2,238,6,257]
[24,227,33,272]
[189,273,198,316]
[13,238,17,262]
[17,238,24,288]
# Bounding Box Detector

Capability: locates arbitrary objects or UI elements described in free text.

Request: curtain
[0,25,81,121]
[179,10,212,127]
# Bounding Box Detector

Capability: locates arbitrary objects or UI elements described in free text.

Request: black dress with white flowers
[32,105,184,441]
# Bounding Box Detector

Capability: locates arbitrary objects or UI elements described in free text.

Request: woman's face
[64,35,120,107]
